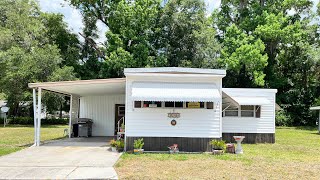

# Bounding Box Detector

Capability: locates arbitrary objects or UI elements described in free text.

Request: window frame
[223,105,261,118]
[133,101,213,109]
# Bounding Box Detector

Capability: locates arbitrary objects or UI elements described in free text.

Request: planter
[134,149,144,154]
[117,148,124,152]
[169,150,179,154]
[111,146,117,152]
[212,149,224,155]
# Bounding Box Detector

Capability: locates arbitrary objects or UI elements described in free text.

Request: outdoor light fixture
[171,119,177,126]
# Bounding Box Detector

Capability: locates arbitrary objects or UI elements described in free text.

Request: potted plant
[168,144,179,154]
[120,122,125,132]
[110,139,117,152]
[210,140,226,155]
[116,140,124,152]
[133,138,144,154]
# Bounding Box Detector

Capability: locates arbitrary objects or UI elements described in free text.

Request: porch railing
[117,116,125,133]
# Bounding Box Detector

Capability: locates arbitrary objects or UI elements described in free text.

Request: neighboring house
[310,106,320,133]
[0,100,7,118]
[29,67,277,151]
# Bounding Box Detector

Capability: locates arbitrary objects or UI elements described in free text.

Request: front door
[115,104,125,135]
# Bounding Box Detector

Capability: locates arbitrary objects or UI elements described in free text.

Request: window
[223,105,261,117]
[164,101,183,108]
[186,102,205,108]
[207,102,214,109]
[241,105,254,117]
[134,101,142,108]
[225,107,239,117]
[143,101,162,108]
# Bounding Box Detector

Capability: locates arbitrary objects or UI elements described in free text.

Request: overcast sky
[39,0,318,43]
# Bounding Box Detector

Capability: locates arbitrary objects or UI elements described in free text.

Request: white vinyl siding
[125,76,222,138]
[79,94,125,136]
[222,89,276,133]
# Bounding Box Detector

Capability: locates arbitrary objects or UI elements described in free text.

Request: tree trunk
[59,104,63,119]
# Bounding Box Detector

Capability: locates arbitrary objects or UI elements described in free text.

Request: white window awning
[222,91,271,107]
[131,82,220,102]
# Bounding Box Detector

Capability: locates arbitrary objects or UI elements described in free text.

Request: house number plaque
[168,112,180,118]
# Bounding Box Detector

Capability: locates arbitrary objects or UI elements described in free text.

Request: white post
[69,95,72,138]
[33,89,37,146]
[37,88,42,146]
[318,110,320,133]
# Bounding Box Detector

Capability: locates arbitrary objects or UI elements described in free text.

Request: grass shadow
[1,124,68,128]
[294,126,318,131]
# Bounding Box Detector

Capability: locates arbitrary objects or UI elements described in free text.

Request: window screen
[225,107,239,117]
[165,102,183,108]
[143,101,162,108]
[241,105,255,117]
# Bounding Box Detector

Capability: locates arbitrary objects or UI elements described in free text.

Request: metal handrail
[117,116,125,132]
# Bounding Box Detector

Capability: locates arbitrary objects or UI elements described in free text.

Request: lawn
[115,127,320,179]
[0,125,68,156]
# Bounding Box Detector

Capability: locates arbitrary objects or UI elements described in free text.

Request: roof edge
[223,88,278,93]
[124,67,226,75]
[28,78,126,88]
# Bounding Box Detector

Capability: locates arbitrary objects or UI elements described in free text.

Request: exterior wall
[125,75,222,139]
[79,94,125,136]
[222,133,275,143]
[222,89,276,134]
[126,137,220,152]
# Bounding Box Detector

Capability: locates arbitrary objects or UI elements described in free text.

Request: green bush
[133,138,144,149]
[7,117,68,125]
[210,140,226,150]
[276,110,292,126]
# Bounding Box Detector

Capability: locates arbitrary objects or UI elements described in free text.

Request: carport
[28,78,126,146]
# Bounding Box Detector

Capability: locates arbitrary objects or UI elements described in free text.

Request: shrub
[110,139,117,147]
[210,140,226,150]
[133,138,144,149]
[7,117,68,125]
[116,140,124,149]
[276,110,292,126]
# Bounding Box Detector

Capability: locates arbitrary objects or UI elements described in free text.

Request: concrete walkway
[0,137,121,179]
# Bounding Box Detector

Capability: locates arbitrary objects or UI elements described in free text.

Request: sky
[39,0,318,43]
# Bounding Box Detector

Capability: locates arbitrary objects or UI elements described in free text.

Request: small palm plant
[210,140,226,151]
[133,138,144,154]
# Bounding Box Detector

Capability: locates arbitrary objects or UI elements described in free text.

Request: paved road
[0,138,121,179]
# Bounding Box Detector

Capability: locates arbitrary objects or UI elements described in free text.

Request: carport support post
[69,95,72,138]
[37,88,42,146]
[318,110,320,133]
[33,89,37,146]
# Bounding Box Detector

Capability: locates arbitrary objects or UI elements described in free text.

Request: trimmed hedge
[6,117,68,125]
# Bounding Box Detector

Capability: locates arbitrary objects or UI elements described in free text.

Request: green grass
[0,125,68,156]
[116,127,320,179]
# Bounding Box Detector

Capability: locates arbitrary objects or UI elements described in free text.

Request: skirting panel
[126,137,220,152]
[222,133,275,144]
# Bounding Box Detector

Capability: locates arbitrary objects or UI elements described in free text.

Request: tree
[157,0,220,67]
[214,0,319,125]
[220,24,268,87]
[0,0,76,116]
[40,13,81,70]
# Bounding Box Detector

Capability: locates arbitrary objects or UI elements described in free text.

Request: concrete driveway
[0,137,121,179]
